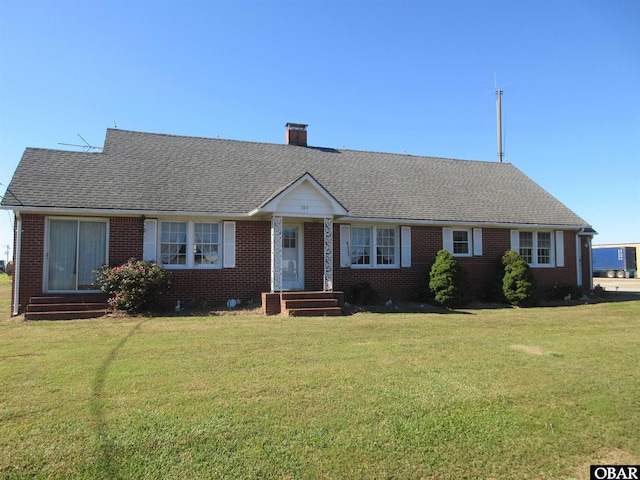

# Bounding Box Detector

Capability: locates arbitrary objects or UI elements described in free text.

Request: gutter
[0,205,254,219]
[1,205,592,231]
[342,216,592,231]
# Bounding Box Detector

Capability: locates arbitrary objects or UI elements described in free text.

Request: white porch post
[323,217,333,291]
[271,216,283,292]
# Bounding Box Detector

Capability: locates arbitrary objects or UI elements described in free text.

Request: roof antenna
[58,134,103,152]
[496,88,503,163]
[114,119,118,129]
[495,74,505,163]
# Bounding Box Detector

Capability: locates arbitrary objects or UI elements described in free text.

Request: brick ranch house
[1,124,595,316]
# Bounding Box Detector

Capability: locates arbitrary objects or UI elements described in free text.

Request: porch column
[323,217,333,291]
[271,215,283,292]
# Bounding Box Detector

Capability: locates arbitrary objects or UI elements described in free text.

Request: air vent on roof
[285,123,308,147]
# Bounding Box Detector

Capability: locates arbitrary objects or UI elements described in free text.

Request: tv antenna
[493,74,510,163]
[58,134,103,152]
[496,88,504,163]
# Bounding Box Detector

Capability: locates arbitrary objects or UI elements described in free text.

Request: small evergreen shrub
[501,250,538,306]
[428,250,470,308]
[95,259,172,313]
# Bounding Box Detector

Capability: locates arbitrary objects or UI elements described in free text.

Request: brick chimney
[285,123,308,147]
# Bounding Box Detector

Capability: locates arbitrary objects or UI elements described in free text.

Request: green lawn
[1,273,639,479]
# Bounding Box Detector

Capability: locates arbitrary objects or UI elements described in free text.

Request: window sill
[162,265,222,270]
[348,264,400,270]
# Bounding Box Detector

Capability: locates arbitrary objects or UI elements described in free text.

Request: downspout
[575,234,582,288]
[12,212,21,316]
[586,236,593,290]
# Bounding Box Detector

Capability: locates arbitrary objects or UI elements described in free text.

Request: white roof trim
[342,216,589,230]
[4,206,589,230]
[4,206,253,219]
[257,172,349,216]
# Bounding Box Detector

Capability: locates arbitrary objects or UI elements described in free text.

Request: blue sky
[1,0,638,264]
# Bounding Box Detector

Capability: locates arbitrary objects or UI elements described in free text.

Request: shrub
[592,284,606,297]
[428,250,470,308]
[95,259,172,313]
[501,250,538,306]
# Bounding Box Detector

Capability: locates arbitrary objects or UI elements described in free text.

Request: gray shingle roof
[1,128,590,228]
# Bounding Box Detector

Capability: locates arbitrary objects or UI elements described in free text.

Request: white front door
[282,226,304,290]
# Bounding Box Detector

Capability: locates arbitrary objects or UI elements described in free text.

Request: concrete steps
[25,294,109,321]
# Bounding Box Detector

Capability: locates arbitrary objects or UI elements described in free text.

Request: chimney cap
[285,122,308,130]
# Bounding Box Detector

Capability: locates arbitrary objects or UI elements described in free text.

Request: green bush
[95,259,172,313]
[428,250,470,308]
[501,250,538,306]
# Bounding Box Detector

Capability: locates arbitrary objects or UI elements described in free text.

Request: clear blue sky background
[1,0,638,265]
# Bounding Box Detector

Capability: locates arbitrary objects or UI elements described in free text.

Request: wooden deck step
[279,291,345,317]
[283,298,339,310]
[25,294,109,321]
[28,294,108,304]
[25,310,109,321]
[286,306,344,317]
[27,302,108,312]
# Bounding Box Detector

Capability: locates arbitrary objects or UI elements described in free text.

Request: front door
[282,226,304,290]
[46,219,108,291]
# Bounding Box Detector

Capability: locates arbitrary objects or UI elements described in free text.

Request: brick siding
[304,222,325,291]
[333,226,582,302]
[10,215,587,314]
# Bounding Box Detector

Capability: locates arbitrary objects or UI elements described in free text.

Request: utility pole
[4,245,10,264]
[496,89,504,163]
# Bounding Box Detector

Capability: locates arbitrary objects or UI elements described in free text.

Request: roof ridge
[105,128,506,164]
[22,146,100,155]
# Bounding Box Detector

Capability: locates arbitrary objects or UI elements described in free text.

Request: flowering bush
[95,259,172,313]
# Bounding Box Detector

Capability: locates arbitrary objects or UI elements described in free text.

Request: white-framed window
[519,231,534,264]
[512,230,556,267]
[194,222,220,266]
[443,227,481,257]
[536,232,552,265]
[159,221,222,268]
[376,227,397,265]
[349,226,398,268]
[453,229,470,255]
[350,227,371,265]
[160,221,188,266]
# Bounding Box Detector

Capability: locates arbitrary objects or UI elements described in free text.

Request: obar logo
[591,466,639,480]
